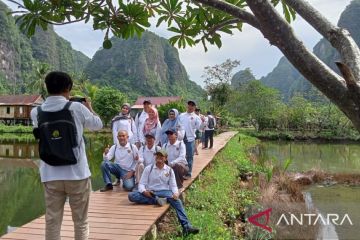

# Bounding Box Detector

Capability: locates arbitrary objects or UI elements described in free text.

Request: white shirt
[105,142,138,171]
[178,112,201,142]
[204,115,216,130]
[163,140,187,166]
[31,96,103,182]
[138,121,162,146]
[112,117,137,144]
[134,111,148,142]
[138,164,178,194]
[138,145,160,167]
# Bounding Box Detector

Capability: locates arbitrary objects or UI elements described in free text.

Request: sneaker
[156,197,167,206]
[112,179,121,186]
[100,184,113,192]
[183,226,200,236]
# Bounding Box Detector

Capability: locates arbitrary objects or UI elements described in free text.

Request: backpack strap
[148,163,155,183]
[63,101,72,110]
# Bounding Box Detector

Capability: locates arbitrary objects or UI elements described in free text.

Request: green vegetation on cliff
[0,1,90,93]
[85,31,204,100]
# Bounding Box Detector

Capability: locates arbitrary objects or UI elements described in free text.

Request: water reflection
[0,133,112,237]
[259,141,360,240]
[257,141,360,173]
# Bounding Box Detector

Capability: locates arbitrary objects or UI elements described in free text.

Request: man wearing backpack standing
[31,71,103,240]
[204,111,216,149]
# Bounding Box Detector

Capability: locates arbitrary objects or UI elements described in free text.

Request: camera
[69,97,86,103]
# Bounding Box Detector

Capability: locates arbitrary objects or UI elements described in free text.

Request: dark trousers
[204,130,214,148]
[172,163,189,188]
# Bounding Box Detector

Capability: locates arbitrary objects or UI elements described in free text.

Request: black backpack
[208,116,215,129]
[33,102,79,166]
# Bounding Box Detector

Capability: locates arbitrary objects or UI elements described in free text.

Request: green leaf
[103,39,112,49]
[282,2,291,23]
[213,35,222,48]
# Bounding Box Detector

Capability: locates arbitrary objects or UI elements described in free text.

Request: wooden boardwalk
[1,131,237,240]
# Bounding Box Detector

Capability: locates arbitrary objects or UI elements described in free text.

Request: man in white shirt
[135,132,161,184]
[163,129,189,189]
[128,150,200,236]
[134,99,152,148]
[178,100,201,179]
[31,71,103,240]
[100,130,138,192]
[204,111,217,149]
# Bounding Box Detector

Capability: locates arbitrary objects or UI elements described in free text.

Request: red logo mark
[248,208,272,232]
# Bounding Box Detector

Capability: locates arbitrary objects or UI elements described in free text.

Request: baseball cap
[187,100,197,106]
[165,129,177,135]
[145,132,155,138]
[154,149,168,157]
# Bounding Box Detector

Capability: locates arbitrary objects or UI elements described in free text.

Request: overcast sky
[7,0,353,86]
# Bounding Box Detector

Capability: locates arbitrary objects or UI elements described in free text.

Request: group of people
[31,71,217,240]
[99,99,217,236]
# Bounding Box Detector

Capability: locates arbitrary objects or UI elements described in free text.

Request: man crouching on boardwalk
[100,130,138,192]
[128,149,200,236]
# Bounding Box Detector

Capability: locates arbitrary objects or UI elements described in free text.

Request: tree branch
[244,0,360,124]
[207,18,240,35]
[336,61,360,107]
[193,0,260,30]
[284,0,360,84]
[39,16,88,26]
[6,0,25,9]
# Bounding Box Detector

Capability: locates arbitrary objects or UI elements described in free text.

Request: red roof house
[132,96,182,109]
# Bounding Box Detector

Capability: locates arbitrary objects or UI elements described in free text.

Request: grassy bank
[240,128,360,141]
[157,134,266,239]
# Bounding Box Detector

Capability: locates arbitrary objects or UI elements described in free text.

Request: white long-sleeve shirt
[162,140,187,166]
[138,164,178,194]
[138,121,162,146]
[134,111,148,142]
[112,118,137,144]
[138,145,160,167]
[105,142,138,171]
[178,112,201,142]
[31,96,103,182]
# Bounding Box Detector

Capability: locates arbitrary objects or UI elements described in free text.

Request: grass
[157,134,266,239]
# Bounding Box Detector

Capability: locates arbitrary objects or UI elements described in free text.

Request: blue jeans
[184,140,195,176]
[128,190,191,229]
[101,161,135,191]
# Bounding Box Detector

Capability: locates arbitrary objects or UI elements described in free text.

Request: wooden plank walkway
[1,131,237,240]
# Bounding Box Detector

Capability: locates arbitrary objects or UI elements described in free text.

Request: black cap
[165,129,177,135]
[187,100,196,106]
[145,132,155,138]
[143,99,152,104]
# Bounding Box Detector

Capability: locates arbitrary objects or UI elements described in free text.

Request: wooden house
[0,95,43,125]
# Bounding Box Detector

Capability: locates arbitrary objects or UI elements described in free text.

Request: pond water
[257,141,360,173]
[258,141,360,240]
[0,133,113,237]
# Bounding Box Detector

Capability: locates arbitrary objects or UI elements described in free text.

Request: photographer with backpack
[31,71,102,240]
